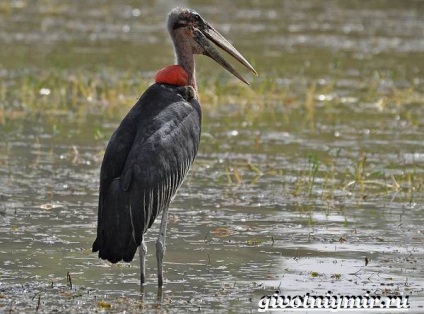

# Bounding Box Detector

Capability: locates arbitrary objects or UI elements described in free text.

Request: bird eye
[193,13,201,22]
[193,14,204,26]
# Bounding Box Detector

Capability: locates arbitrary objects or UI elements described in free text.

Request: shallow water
[1,0,424,312]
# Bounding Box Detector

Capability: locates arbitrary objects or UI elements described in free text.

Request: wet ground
[1,0,424,312]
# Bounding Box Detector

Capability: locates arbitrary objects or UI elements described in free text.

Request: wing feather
[92,84,201,263]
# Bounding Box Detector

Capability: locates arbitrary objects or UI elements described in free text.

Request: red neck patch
[155,65,188,86]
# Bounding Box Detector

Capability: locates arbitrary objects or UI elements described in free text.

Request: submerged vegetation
[1,65,423,207]
[1,65,423,121]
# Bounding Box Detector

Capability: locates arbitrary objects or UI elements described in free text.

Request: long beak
[193,25,257,85]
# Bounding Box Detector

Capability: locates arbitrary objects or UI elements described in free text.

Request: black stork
[92,7,257,287]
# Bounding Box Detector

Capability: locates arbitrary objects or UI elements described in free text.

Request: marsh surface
[0,0,423,312]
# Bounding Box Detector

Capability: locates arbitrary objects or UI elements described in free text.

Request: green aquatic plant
[1,66,423,124]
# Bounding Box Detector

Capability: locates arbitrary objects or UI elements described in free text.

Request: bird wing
[92,84,201,263]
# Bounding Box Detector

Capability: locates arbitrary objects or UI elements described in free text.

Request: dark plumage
[92,84,200,263]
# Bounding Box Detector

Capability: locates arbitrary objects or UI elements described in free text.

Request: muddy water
[1,0,424,312]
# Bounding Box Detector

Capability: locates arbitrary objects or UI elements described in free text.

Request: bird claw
[177,86,196,101]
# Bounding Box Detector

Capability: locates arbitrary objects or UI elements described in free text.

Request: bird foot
[177,86,196,101]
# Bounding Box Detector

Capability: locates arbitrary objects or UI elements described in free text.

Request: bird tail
[92,179,139,263]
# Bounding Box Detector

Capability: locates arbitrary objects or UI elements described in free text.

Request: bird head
[167,8,257,85]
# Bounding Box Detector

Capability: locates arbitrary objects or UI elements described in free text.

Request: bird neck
[171,32,198,98]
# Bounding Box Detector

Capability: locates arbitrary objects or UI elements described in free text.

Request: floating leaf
[210,227,233,237]
[97,301,111,309]
[331,274,341,280]
[246,238,261,245]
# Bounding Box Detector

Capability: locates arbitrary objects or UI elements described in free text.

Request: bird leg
[156,207,169,287]
[156,286,163,305]
[139,239,147,286]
